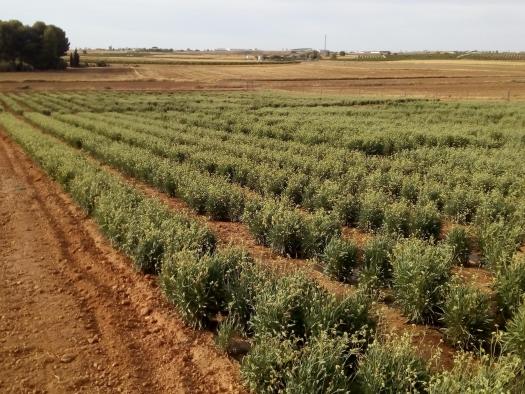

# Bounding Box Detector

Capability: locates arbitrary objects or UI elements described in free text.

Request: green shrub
[283,173,309,204]
[251,273,320,340]
[409,203,441,240]
[475,191,515,223]
[392,238,452,323]
[68,171,111,215]
[400,177,420,204]
[446,227,470,266]
[308,180,340,211]
[383,201,412,237]
[241,336,298,394]
[502,299,525,363]
[251,273,375,343]
[477,220,523,268]
[363,235,395,283]
[303,210,342,258]
[428,352,523,393]
[359,235,396,293]
[160,247,250,328]
[444,189,479,223]
[243,199,308,258]
[442,278,493,349]
[494,256,525,319]
[356,334,430,393]
[215,316,243,355]
[358,191,387,232]
[242,198,268,243]
[304,290,376,342]
[285,332,353,394]
[333,193,361,226]
[183,177,245,221]
[321,237,358,282]
[266,205,307,258]
[203,182,245,221]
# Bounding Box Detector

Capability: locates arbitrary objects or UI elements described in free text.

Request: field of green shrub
[1,91,524,392]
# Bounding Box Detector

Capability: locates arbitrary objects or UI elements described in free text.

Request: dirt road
[0,132,243,393]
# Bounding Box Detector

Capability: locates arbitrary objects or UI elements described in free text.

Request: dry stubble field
[1,59,525,100]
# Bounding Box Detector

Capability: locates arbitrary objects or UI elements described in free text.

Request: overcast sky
[4,0,525,51]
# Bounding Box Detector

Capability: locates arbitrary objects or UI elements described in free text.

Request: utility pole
[324,34,327,52]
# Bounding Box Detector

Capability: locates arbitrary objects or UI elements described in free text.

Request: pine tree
[73,49,80,67]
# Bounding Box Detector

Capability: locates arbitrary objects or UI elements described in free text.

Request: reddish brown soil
[0,132,244,393]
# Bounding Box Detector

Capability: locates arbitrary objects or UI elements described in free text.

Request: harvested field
[1,60,525,99]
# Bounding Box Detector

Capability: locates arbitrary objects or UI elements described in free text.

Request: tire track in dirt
[0,132,244,393]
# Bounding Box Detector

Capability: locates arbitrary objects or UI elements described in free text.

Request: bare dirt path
[0,132,243,393]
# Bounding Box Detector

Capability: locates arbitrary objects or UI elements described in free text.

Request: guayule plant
[359,235,396,293]
[304,290,376,342]
[160,247,252,328]
[356,334,430,394]
[333,193,361,226]
[303,209,342,258]
[251,273,375,342]
[383,201,412,237]
[409,203,441,240]
[250,273,321,340]
[358,191,388,232]
[428,352,523,393]
[477,219,524,268]
[442,278,493,350]
[502,299,525,364]
[444,188,479,224]
[494,256,525,319]
[241,336,298,394]
[392,238,452,323]
[321,237,358,283]
[446,227,470,266]
[285,332,354,394]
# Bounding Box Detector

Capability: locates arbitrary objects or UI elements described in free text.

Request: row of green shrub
[59,109,525,224]
[24,112,343,259]
[3,110,525,393]
[47,103,524,213]
[0,111,380,392]
[0,113,215,274]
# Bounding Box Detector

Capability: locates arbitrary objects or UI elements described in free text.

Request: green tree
[0,19,69,70]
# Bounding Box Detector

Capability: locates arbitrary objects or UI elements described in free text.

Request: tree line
[0,20,69,71]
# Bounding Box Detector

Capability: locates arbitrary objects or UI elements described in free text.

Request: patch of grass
[215,315,243,355]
